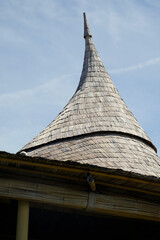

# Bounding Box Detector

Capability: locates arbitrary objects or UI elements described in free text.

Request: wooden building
[0,13,160,240]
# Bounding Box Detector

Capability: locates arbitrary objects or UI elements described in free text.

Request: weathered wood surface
[0,178,160,222]
[1,151,160,201]
[21,25,153,150]
[18,14,160,180]
[24,134,160,178]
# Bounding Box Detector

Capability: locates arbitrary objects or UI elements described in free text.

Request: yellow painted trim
[1,156,160,187]
[1,165,160,198]
[0,165,85,183]
[16,200,29,240]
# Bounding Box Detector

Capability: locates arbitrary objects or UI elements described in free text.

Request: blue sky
[0,0,160,154]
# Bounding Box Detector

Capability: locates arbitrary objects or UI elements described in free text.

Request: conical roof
[19,13,160,177]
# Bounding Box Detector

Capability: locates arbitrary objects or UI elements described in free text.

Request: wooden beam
[0,178,160,222]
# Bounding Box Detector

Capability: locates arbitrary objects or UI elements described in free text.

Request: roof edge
[1,151,160,184]
[19,130,157,154]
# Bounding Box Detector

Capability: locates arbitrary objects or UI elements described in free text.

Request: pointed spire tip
[83,12,92,39]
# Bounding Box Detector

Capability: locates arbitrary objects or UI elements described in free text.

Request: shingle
[19,13,160,178]
[25,134,160,177]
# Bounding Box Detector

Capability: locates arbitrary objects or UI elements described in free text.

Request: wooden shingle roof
[19,13,160,178]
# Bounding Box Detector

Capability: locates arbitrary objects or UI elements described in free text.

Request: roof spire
[19,13,160,178]
[83,12,92,38]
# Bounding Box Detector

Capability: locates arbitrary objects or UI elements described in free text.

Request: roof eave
[1,151,160,202]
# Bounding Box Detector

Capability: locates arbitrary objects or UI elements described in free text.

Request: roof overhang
[0,151,160,222]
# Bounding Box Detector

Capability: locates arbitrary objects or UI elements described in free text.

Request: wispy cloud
[109,57,160,74]
[1,56,160,107]
[0,73,78,107]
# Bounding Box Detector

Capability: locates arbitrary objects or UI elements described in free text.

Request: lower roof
[25,132,160,178]
[1,150,160,205]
